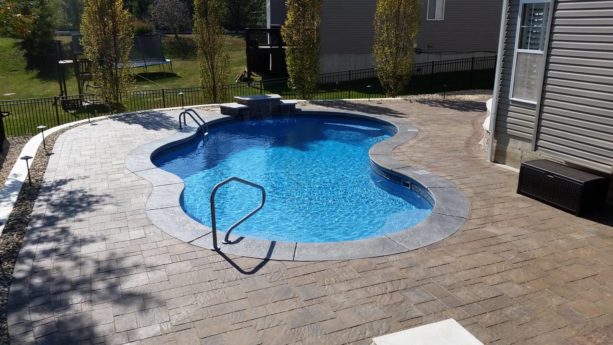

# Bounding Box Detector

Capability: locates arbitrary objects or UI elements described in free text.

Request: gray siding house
[267,0,502,73]
[489,0,613,201]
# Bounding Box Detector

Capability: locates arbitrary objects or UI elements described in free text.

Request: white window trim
[509,0,552,105]
[426,0,445,21]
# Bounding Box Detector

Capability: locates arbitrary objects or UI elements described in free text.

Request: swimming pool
[153,114,433,243]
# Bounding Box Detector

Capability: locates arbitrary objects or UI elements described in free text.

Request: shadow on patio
[111,111,177,131]
[415,98,487,112]
[309,100,405,117]
[5,178,164,344]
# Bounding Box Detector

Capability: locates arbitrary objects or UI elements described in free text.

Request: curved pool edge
[125,108,470,261]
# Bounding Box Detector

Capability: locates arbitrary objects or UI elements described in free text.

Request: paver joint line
[7,98,612,345]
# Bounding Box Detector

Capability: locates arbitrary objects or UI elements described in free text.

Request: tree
[124,0,153,19]
[0,0,36,37]
[281,0,321,99]
[151,0,190,54]
[193,0,229,103]
[44,0,82,30]
[223,0,265,31]
[81,0,133,109]
[20,0,56,71]
[373,0,420,97]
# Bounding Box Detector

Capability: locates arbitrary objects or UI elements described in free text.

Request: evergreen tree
[81,0,134,109]
[193,0,229,103]
[281,0,321,99]
[223,0,265,31]
[373,0,420,96]
[21,0,56,71]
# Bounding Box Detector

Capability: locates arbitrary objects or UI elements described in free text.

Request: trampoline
[71,33,173,71]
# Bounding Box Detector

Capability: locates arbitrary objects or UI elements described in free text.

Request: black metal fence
[0,55,496,137]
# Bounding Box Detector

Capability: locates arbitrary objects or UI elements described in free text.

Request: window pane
[428,0,444,20]
[436,0,445,19]
[512,52,542,102]
[518,3,549,51]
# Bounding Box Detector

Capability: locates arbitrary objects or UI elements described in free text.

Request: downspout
[487,0,510,162]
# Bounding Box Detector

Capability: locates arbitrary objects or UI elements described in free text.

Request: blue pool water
[153,115,432,243]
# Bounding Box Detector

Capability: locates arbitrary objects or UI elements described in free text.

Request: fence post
[470,57,475,89]
[430,61,436,92]
[54,96,61,126]
[162,89,166,108]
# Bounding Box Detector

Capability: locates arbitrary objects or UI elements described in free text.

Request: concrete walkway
[7,100,613,345]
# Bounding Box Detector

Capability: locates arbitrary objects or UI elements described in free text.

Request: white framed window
[510,0,551,103]
[427,0,445,21]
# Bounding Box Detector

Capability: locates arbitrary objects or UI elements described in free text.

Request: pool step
[278,100,299,115]
[220,94,299,117]
[220,102,250,117]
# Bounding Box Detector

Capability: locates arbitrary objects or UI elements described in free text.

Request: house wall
[491,0,539,168]
[415,0,501,56]
[319,0,377,72]
[266,0,502,73]
[534,0,613,174]
[493,0,613,204]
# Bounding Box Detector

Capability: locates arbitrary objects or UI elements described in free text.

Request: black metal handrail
[210,177,266,251]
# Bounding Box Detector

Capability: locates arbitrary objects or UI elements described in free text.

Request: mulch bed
[0,126,77,344]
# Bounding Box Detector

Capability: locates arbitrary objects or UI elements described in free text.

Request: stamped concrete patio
[7,99,613,345]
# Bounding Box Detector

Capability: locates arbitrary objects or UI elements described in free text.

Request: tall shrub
[193,0,228,103]
[373,0,420,96]
[81,0,133,109]
[281,0,321,99]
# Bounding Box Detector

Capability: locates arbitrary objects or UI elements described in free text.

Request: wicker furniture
[518,159,607,216]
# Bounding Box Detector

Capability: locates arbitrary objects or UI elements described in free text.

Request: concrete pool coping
[126,107,470,261]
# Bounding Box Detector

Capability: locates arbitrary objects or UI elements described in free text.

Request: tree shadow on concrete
[309,100,405,117]
[415,99,487,112]
[6,178,164,344]
[110,111,178,131]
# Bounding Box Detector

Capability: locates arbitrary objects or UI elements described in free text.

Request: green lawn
[0,34,247,100]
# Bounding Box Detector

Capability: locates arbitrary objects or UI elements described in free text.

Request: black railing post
[430,61,436,92]
[54,96,61,126]
[162,89,166,108]
[470,57,475,89]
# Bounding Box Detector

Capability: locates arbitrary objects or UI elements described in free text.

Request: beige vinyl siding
[495,0,538,140]
[535,0,613,173]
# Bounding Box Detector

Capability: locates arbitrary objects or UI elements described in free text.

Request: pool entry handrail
[178,108,209,136]
[210,177,266,251]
